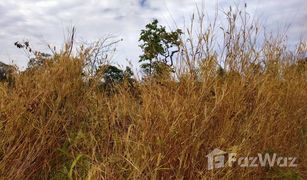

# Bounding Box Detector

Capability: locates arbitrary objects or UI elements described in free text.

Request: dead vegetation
[0,5,306,179]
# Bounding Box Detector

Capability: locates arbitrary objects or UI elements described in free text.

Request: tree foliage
[0,62,16,87]
[14,41,52,69]
[96,65,135,93]
[139,19,182,76]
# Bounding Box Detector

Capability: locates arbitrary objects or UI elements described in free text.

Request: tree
[96,65,135,93]
[14,41,52,69]
[0,62,10,81]
[139,19,182,76]
[0,62,16,87]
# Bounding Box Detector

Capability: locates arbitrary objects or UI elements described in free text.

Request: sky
[0,0,306,69]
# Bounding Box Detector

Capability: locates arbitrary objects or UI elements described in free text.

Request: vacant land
[0,9,306,179]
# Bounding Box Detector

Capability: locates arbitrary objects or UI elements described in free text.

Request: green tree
[139,19,182,76]
[0,62,16,87]
[96,65,135,94]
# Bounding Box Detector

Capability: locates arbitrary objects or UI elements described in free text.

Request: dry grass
[0,6,307,179]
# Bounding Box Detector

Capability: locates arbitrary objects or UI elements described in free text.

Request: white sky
[0,0,306,69]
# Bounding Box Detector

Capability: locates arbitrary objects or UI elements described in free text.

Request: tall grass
[0,5,306,179]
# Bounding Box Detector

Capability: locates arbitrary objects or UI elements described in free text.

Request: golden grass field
[0,8,306,179]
